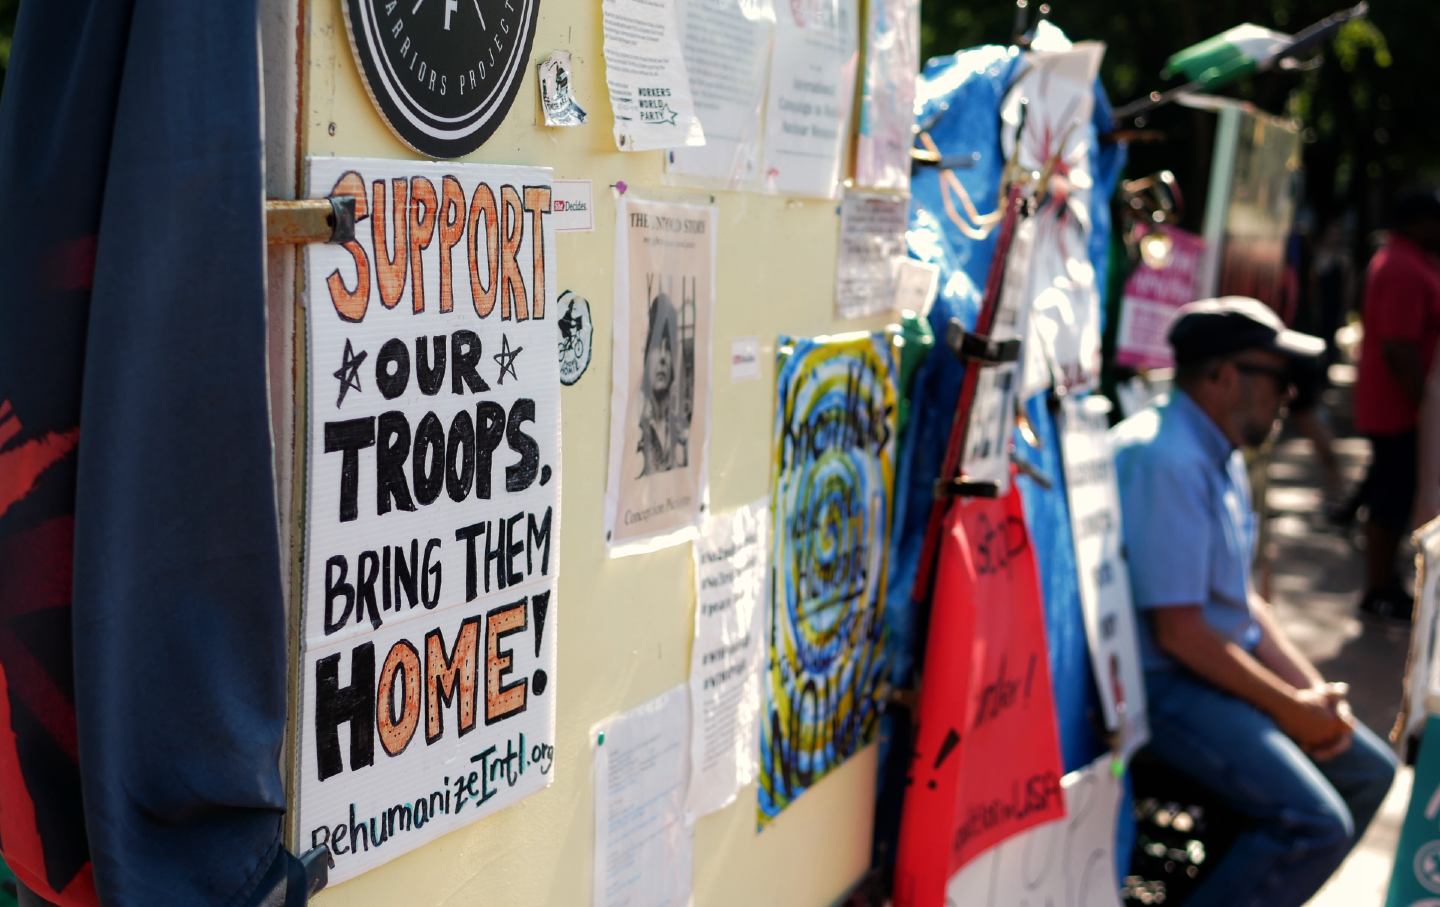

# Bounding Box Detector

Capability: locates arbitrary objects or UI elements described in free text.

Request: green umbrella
[1162,23,1293,89]
[1113,2,1368,120]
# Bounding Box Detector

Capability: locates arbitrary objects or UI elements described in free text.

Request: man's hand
[1275,686,1353,753]
[1305,682,1356,761]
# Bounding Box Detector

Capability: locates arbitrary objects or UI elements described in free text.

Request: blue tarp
[877,38,1133,875]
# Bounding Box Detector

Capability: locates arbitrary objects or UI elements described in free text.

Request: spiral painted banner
[761,333,897,825]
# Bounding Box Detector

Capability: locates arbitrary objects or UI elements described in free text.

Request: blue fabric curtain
[0,2,290,903]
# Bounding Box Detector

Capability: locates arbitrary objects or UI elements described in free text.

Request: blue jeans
[1144,670,1398,907]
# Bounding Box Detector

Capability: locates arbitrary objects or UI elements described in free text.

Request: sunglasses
[1232,361,1293,391]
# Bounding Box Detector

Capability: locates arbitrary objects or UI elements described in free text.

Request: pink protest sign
[1114,226,1205,370]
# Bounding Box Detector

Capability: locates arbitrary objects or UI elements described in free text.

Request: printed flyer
[592,687,693,907]
[602,0,706,151]
[668,0,776,187]
[759,0,858,198]
[605,197,716,553]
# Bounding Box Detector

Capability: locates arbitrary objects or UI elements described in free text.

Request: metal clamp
[265,196,356,246]
[299,844,333,899]
[933,476,1002,499]
[1011,454,1052,489]
[945,318,1021,365]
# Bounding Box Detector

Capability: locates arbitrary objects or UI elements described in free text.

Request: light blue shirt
[1110,390,1261,672]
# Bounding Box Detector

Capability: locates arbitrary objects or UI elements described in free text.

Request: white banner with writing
[1059,395,1148,760]
[300,157,560,883]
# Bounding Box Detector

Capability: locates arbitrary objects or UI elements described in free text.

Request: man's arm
[1249,595,1355,758]
[1151,606,1347,750]
[1249,594,1325,691]
[1382,338,1425,408]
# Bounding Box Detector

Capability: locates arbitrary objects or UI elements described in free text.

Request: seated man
[1112,297,1397,907]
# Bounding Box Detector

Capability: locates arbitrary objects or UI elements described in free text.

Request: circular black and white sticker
[342,0,540,158]
[556,290,593,386]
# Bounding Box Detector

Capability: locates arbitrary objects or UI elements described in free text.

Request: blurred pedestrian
[1113,297,1397,907]
[1353,189,1440,621]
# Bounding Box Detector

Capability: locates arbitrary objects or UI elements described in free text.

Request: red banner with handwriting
[893,484,1066,907]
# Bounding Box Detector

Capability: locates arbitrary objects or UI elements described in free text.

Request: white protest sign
[836,190,909,319]
[1059,395,1148,760]
[1001,33,1106,397]
[603,0,706,151]
[300,157,559,883]
[945,753,1123,907]
[960,212,1036,495]
[593,687,693,907]
[668,0,776,187]
[686,501,767,820]
[759,0,857,199]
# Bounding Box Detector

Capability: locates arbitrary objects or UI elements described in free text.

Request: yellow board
[301,0,891,902]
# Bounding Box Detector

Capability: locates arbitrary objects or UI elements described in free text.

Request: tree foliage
[921,0,1440,237]
[0,0,17,96]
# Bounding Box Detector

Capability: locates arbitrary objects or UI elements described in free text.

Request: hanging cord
[917,132,1004,240]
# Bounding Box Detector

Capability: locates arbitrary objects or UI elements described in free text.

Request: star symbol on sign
[333,338,367,407]
[493,334,523,385]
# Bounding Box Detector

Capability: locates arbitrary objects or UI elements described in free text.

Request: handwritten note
[687,501,767,819]
[593,687,693,907]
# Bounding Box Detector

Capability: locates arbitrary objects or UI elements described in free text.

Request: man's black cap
[1167,296,1325,365]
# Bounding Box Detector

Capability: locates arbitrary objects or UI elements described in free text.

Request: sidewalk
[1264,364,1412,906]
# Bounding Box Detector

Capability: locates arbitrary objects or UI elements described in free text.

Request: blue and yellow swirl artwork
[760,332,897,826]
